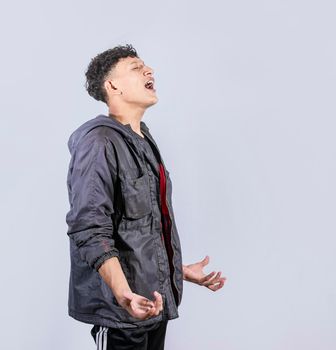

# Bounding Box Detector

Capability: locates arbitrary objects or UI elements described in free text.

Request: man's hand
[183,255,226,292]
[98,257,163,319]
[119,290,164,320]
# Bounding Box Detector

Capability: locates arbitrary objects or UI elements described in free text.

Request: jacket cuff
[93,249,119,271]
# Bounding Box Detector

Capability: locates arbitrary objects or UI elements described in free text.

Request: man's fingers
[199,271,216,284]
[144,307,155,317]
[207,277,226,291]
[206,273,224,286]
[201,255,210,267]
[137,299,155,311]
[128,294,157,319]
[153,291,163,313]
[137,305,152,312]
[153,291,162,301]
[128,292,164,319]
[209,282,224,291]
[139,298,154,308]
[153,291,163,306]
[136,292,162,318]
[131,302,155,318]
[203,271,222,286]
[144,302,158,318]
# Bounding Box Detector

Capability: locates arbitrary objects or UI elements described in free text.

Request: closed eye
[133,64,144,70]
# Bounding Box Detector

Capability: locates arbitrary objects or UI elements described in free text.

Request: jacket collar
[68,114,152,154]
[106,114,156,147]
[67,113,167,172]
[107,113,149,135]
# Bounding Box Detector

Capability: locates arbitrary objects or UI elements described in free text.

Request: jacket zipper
[141,129,181,304]
[162,167,181,304]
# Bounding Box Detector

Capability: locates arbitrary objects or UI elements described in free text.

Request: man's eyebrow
[130,60,145,66]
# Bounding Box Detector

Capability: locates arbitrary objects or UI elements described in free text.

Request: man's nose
[143,66,154,76]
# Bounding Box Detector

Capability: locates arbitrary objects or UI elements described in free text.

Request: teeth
[145,80,154,89]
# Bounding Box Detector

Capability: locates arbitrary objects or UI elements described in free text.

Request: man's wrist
[115,287,132,303]
[98,257,132,304]
[182,264,187,280]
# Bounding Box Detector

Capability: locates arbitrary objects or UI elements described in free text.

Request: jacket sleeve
[66,134,119,271]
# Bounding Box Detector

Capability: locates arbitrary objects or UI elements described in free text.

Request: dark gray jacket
[65,114,183,328]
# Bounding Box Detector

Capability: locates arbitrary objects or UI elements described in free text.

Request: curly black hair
[85,44,138,103]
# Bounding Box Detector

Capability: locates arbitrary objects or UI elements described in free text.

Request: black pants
[90,320,168,350]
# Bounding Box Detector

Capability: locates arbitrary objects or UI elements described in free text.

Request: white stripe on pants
[96,326,108,350]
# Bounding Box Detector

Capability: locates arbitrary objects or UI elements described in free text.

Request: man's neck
[108,106,145,137]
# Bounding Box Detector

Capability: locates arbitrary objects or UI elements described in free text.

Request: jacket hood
[67,114,150,155]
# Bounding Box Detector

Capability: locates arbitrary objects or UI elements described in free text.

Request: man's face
[106,56,158,108]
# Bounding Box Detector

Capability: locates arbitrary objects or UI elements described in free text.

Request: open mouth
[144,79,155,91]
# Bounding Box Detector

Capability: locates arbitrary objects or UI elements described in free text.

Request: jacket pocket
[120,173,152,219]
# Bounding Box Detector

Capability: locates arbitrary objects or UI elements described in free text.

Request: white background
[0,0,335,349]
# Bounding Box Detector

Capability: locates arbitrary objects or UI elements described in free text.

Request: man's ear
[104,80,121,95]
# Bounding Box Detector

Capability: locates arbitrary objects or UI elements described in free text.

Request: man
[65,44,226,350]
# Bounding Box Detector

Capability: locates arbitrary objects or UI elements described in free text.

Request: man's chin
[130,96,158,109]
[145,96,159,108]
